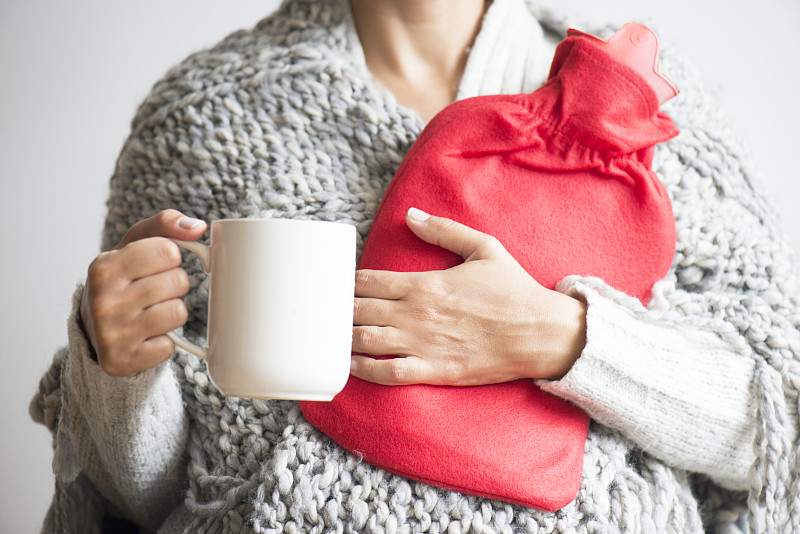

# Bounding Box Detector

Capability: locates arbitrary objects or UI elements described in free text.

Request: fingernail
[350,358,358,372]
[407,207,430,222]
[178,217,203,229]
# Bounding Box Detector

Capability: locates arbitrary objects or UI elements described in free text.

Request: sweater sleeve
[30,284,189,532]
[540,277,765,492]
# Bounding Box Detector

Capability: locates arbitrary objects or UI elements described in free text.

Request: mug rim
[211,217,354,229]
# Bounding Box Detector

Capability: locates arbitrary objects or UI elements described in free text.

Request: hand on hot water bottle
[302,22,680,511]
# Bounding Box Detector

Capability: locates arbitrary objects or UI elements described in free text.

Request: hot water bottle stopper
[302,22,679,511]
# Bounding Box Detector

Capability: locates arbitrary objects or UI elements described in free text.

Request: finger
[405,207,503,261]
[355,269,413,299]
[96,330,178,378]
[128,267,191,309]
[135,335,179,369]
[353,297,398,327]
[102,335,175,377]
[352,325,407,355]
[138,298,189,340]
[116,237,185,281]
[350,354,433,386]
[117,209,206,249]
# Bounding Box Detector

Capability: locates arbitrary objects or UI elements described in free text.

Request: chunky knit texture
[30,0,800,532]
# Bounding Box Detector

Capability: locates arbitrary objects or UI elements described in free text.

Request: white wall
[1,1,797,532]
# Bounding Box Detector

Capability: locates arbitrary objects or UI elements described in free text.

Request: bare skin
[82,0,587,381]
[349,0,486,122]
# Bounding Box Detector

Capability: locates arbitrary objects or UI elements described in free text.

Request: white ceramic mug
[167,218,356,401]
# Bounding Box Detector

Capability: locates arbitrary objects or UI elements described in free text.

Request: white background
[1,1,798,532]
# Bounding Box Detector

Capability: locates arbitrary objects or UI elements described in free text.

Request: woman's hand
[80,209,207,377]
[350,208,587,386]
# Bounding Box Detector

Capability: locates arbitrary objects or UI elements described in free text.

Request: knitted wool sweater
[30,0,800,532]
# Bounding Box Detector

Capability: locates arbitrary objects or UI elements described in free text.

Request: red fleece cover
[302,31,679,511]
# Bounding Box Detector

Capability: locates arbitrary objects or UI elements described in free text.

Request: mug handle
[165,239,211,360]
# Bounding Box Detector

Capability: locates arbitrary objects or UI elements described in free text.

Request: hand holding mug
[80,209,207,377]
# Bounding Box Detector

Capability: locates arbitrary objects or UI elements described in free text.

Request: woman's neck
[349,0,486,121]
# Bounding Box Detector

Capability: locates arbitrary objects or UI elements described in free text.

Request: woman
[31,0,800,532]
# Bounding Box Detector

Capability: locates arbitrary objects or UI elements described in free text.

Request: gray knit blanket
[31,0,800,532]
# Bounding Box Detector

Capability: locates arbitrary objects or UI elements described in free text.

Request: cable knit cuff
[63,283,172,402]
[58,283,189,530]
[539,277,758,491]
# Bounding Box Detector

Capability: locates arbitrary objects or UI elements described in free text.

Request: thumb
[405,207,502,261]
[116,209,207,249]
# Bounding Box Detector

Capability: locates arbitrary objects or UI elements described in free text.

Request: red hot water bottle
[302,23,679,511]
